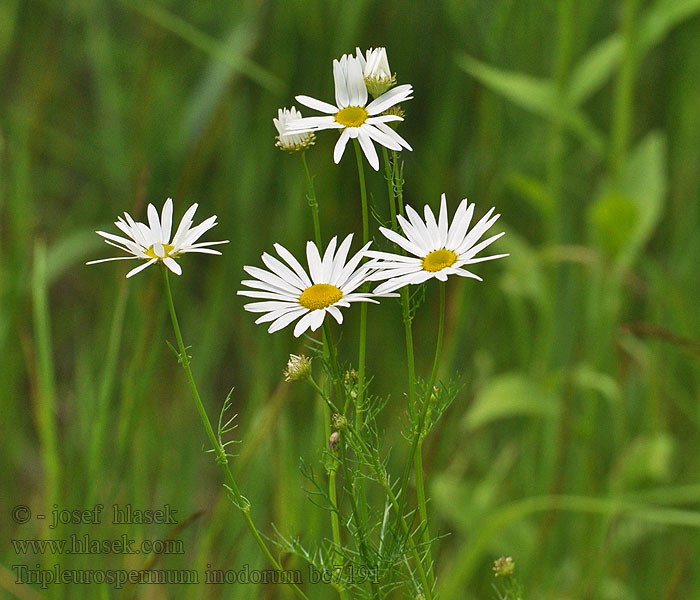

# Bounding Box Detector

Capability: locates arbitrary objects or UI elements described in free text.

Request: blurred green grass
[2,0,700,598]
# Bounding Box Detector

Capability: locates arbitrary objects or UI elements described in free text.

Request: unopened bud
[331,413,348,431]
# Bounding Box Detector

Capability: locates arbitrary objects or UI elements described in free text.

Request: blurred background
[2,0,700,598]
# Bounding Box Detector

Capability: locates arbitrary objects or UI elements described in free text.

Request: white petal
[293,312,315,338]
[321,236,338,279]
[285,115,340,133]
[378,226,424,256]
[459,231,505,261]
[268,308,308,333]
[161,198,173,242]
[446,200,474,249]
[437,194,449,247]
[423,204,441,248]
[86,256,140,265]
[333,129,351,164]
[237,290,298,301]
[163,257,182,275]
[242,300,299,313]
[329,233,354,284]
[333,57,350,108]
[273,243,313,288]
[357,129,379,170]
[362,124,402,151]
[306,240,324,284]
[366,84,413,115]
[244,264,303,295]
[309,309,326,332]
[126,259,157,278]
[147,204,162,242]
[327,305,343,324]
[346,55,368,107]
[260,253,307,290]
[294,95,338,114]
[171,203,199,248]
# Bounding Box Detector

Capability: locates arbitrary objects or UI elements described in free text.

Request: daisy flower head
[238,234,396,338]
[274,106,315,153]
[366,194,509,294]
[285,53,412,171]
[87,198,229,278]
[355,47,396,97]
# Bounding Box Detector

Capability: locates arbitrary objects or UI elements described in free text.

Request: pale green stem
[31,242,60,518]
[415,281,445,589]
[308,376,433,600]
[382,148,417,418]
[301,152,344,595]
[352,139,369,429]
[161,266,309,600]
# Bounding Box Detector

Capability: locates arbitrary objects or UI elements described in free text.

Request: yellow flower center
[298,283,343,310]
[334,106,368,128]
[145,243,175,259]
[422,249,458,272]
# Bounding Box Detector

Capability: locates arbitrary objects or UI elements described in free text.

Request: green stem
[308,377,433,600]
[416,281,445,589]
[382,148,417,419]
[300,151,322,247]
[161,267,310,600]
[353,139,369,430]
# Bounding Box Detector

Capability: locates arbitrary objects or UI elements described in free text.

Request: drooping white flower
[366,194,508,294]
[238,234,395,337]
[87,198,228,278]
[285,54,412,171]
[355,47,395,97]
[274,106,315,152]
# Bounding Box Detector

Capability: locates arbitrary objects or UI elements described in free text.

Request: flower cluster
[88,47,507,336]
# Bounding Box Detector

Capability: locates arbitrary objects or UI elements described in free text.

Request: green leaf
[588,131,667,266]
[456,53,605,154]
[463,372,558,431]
[569,0,700,104]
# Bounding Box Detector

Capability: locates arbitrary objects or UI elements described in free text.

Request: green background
[2,0,700,597]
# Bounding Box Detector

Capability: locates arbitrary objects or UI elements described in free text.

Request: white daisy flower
[238,234,395,337]
[274,106,315,152]
[87,197,229,278]
[366,194,509,294]
[284,53,412,171]
[355,47,396,97]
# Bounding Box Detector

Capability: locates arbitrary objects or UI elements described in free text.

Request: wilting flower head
[274,106,315,152]
[238,234,396,337]
[366,194,508,294]
[86,198,228,278]
[283,354,312,382]
[285,53,412,171]
[356,47,396,97]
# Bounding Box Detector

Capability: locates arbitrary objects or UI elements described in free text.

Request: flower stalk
[162,266,309,600]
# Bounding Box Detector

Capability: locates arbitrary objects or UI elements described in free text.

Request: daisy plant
[89,199,310,600]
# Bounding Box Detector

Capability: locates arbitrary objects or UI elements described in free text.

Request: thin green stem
[31,242,60,515]
[161,267,309,600]
[300,151,322,247]
[382,148,417,419]
[308,377,433,600]
[353,139,369,430]
[416,281,445,588]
